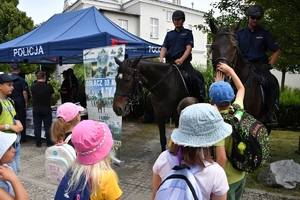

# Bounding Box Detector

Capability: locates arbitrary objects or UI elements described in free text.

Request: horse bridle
[114,65,176,108]
[211,32,238,70]
[114,68,141,106]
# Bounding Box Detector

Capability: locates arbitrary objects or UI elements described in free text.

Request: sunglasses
[250,16,261,20]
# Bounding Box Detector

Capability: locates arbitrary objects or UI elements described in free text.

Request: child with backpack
[209,62,246,200]
[0,131,29,200]
[0,73,23,175]
[54,120,122,200]
[45,102,84,185]
[152,103,231,200]
[51,102,84,147]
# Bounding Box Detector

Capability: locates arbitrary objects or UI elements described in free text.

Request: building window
[118,19,128,31]
[150,18,158,38]
[166,11,172,22]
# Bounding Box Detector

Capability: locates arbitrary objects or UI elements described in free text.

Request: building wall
[102,11,140,36]
[64,0,208,65]
[271,70,300,89]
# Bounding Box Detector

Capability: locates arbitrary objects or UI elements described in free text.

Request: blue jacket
[162,27,194,61]
[236,25,279,63]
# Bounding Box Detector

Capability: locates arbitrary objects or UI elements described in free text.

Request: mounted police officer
[236,5,281,126]
[159,10,203,102]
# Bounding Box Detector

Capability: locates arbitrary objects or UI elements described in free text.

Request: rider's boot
[192,80,203,103]
[266,88,278,126]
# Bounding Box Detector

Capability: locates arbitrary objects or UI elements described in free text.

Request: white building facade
[64,0,208,65]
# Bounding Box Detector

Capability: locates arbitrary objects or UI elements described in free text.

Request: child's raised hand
[0,166,18,182]
[214,70,225,82]
[216,62,233,74]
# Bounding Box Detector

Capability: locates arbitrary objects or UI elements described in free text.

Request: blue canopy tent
[0,6,161,64]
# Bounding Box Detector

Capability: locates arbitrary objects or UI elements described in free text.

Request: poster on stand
[83,45,124,163]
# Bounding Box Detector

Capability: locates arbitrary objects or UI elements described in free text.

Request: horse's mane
[116,58,172,75]
[216,27,231,35]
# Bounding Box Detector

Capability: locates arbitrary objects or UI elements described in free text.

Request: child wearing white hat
[152,103,231,200]
[0,131,29,199]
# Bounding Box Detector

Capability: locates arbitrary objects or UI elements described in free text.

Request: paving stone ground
[19,120,300,200]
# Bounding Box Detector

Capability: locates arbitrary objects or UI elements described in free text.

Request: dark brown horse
[209,19,277,130]
[113,56,205,151]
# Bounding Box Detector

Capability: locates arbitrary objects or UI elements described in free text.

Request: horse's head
[113,56,142,116]
[209,19,240,70]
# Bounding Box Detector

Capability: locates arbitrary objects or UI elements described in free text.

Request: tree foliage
[0,0,37,74]
[196,0,300,81]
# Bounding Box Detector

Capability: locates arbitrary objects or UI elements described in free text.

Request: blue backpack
[54,170,90,200]
[154,151,203,200]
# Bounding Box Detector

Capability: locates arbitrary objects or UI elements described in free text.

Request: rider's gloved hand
[262,64,272,71]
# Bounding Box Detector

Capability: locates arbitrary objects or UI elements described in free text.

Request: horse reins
[115,62,191,110]
[115,65,177,108]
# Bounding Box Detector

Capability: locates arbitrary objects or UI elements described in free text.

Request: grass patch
[246,129,300,197]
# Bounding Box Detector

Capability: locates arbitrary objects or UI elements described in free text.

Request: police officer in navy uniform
[8,63,28,143]
[159,10,202,102]
[236,5,281,126]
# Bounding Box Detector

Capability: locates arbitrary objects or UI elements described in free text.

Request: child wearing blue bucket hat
[152,103,232,200]
[209,62,246,200]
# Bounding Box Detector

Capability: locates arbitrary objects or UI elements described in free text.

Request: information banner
[83,45,124,162]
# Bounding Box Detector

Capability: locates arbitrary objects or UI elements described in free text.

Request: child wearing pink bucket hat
[55,120,122,200]
[51,102,84,147]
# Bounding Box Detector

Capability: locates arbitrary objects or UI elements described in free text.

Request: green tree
[0,0,37,74]
[196,0,300,91]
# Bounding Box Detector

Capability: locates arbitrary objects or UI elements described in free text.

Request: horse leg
[156,117,166,152]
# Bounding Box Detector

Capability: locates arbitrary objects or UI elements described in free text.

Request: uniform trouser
[14,100,26,141]
[253,63,278,115]
[253,64,278,89]
[181,60,202,102]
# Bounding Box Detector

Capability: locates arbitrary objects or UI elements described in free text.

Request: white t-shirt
[153,150,229,200]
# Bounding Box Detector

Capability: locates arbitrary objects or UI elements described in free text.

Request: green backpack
[221,104,270,173]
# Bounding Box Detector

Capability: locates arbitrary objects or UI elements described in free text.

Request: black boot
[192,81,203,103]
[266,88,278,126]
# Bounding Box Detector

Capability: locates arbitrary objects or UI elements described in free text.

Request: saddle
[244,62,267,103]
[176,65,206,99]
[248,62,268,89]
